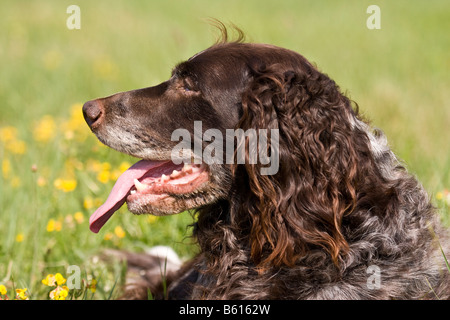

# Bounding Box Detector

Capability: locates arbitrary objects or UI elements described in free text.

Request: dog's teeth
[183,164,193,173]
[134,179,146,192]
[170,170,181,178]
[130,190,136,195]
[161,174,170,183]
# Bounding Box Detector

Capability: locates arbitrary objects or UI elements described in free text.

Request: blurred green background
[0,0,448,299]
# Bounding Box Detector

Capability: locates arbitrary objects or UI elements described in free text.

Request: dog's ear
[232,63,368,270]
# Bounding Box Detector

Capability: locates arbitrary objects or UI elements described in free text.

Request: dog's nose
[82,100,104,129]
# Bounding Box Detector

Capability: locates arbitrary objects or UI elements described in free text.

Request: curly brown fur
[83,25,449,300]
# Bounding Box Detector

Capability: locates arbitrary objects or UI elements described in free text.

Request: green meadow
[0,0,448,299]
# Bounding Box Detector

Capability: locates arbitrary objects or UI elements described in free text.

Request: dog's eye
[183,77,198,93]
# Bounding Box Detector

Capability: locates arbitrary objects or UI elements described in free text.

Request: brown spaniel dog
[83,26,449,299]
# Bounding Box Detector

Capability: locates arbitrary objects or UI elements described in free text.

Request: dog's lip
[129,163,208,194]
[125,162,209,211]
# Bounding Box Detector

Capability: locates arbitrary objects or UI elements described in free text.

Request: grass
[0,0,449,299]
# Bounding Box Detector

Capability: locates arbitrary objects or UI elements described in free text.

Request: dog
[83,26,449,299]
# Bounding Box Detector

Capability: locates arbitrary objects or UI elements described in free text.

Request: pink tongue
[89,160,167,233]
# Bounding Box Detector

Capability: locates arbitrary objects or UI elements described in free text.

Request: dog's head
[83,39,315,231]
[84,31,374,269]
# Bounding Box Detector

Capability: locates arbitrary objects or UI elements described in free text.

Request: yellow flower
[119,161,131,173]
[97,170,110,184]
[64,130,74,140]
[114,226,126,239]
[15,233,24,242]
[83,196,103,209]
[54,178,77,192]
[46,219,55,232]
[49,286,69,300]
[147,215,158,224]
[61,103,90,142]
[87,159,103,172]
[0,284,7,295]
[94,198,103,207]
[110,169,122,181]
[110,162,128,181]
[103,232,113,241]
[46,219,62,232]
[15,288,29,300]
[55,273,66,286]
[83,196,94,209]
[33,115,57,142]
[42,274,57,286]
[74,211,85,224]
[0,126,18,142]
[37,176,47,187]
[6,140,26,155]
[10,176,21,188]
[0,126,26,155]
[55,220,62,231]
[42,273,66,287]
[87,279,97,293]
[102,162,112,171]
[2,159,11,179]
[436,189,450,206]
[65,158,83,172]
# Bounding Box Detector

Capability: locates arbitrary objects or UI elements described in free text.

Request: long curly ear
[233,62,366,270]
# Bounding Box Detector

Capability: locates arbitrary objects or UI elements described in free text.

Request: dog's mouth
[89,159,209,233]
